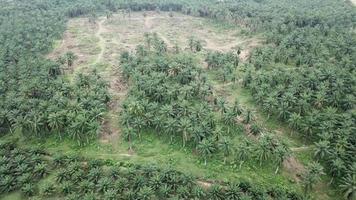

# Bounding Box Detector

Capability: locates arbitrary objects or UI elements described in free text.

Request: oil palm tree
[97,177,113,193]
[34,163,48,178]
[314,140,330,159]
[216,97,227,114]
[64,51,77,69]
[302,162,324,197]
[232,99,243,115]
[329,158,346,183]
[277,101,290,121]
[104,189,117,200]
[208,185,223,200]
[137,186,154,200]
[47,112,65,138]
[274,145,289,174]
[226,183,242,199]
[218,137,231,164]
[123,127,136,150]
[197,139,216,165]
[164,117,177,143]
[339,174,356,200]
[179,118,192,148]
[192,185,206,199]
[288,112,302,130]
[243,109,254,124]
[235,139,252,169]
[256,135,273,166]
[21,183,35,197]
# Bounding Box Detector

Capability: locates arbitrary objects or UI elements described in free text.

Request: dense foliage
[0,141,48,196]
[206,51,239,82]
[116,0,356,196]
[0,141,303,200]
[51,159,303,200]
[240,0,356,195]
[120,34,219,148]
[120,0,355,196]
[120,34,240,167]
[1,0,355,198]
[120,35,292,177]
[0,0,111,145]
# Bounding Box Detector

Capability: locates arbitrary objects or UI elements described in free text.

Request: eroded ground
[51,11,261,70]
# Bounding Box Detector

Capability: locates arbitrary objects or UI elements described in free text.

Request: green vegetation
[0,0,355,199]
[0,142,48,196]
[0,141,303,200]
[240,1,356,196]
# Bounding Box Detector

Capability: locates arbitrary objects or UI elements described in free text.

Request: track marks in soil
[291,146,313,152]
[93,18,106,65]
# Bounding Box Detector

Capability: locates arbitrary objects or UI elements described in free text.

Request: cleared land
[351,0,356,6]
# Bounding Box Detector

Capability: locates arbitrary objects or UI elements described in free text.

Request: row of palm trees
[0,66,110,145]
[120,33,217,150]
[0,142,303,199]
[0,0,111,145]
[119,36,295,177]
[0,142,48,195]
[51,154,305,200]
[244,52,355,198]
[203,49,341,197]
[239,0,355,198]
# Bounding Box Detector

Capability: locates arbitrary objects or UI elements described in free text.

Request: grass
[1,11,339,200]
[200,17,241,32]
[1,129,300,191]
[51,39,62,49]
[208,70,309,148]
[294,149,314,165]
[1,192,22,200]
[204,69,342,200]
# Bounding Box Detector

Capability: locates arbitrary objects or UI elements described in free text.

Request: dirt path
[94,17,129,153]
[91,17,127,147]
[144,16,153,31]
[143,16,174,47]
[130,16,190,20]
[291,145,313,152]
[94,18,106,65]
[156,32,173,47]
[197,180,213,189]
[204,37,238,52]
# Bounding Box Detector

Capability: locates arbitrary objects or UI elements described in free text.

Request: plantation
[0,0,355,199]
[0,141,304,200]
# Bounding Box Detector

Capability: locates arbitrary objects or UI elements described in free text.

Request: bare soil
[93,18,106,65]
[197,180,213,189]
[48,18,100,71]
[291,146,312,152]
[283,156,305,182]
[350,0,356,6]
[104,11,261,54]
